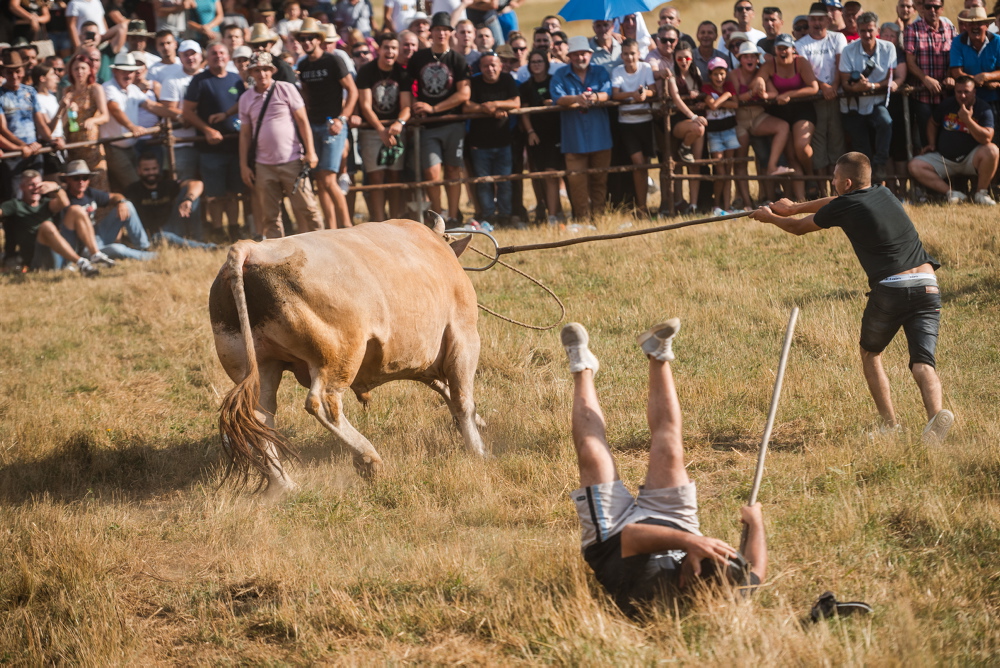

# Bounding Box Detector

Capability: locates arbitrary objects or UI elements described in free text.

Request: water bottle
[234,118,241,130]
[67,109,79,133]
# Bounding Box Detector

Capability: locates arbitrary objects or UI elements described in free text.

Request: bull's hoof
[352,453,384,478]
[475,413,487,429]
[261,477,298,501]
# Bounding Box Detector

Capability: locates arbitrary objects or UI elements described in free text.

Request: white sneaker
[973,190,996,206]
[90,251,116,267]
[560,322,600,375]
[636,318,681,362]
[77,257,99,278]
[338,173,352,194]
[922,409,954,445]
[945,190,967,204]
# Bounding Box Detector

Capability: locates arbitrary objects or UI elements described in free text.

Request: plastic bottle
[67,109,80,133]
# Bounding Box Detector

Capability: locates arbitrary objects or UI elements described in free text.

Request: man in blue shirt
[0,51,60,202]
[551,36,613,220]
[949,7,1000,118]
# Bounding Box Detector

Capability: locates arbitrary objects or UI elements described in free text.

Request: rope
[468,246,566,331]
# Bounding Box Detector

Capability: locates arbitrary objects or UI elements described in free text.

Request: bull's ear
[449,234,473,258]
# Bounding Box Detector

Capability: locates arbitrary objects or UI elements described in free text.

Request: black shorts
[620,120,657,159]
[526,142,564,172]
[860,283,941,368]
[769,101,817,127]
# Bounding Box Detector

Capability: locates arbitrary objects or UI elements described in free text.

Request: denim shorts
[199,151,244,198]
[860,283,941,368]
[312,121,348,173]
[707,127,741,154]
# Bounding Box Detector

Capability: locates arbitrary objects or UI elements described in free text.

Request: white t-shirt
[795,31,847,86]
[149,60,185,85]
[611,62,656,124]
[718,26,766,50]
[431,0,466,21]
[276,18,303,37]
[37,91,63,138]
[160,71,197,143]
[102,80,148,147]
[65,0,107,34]
[384,0,419,32]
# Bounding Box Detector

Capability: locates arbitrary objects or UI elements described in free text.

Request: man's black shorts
[860,283,941,368]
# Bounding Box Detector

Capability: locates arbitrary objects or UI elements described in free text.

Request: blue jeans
[57,202,156,267]
[841,106,892,167]
[157,193,208,243]
[470,146,512,221]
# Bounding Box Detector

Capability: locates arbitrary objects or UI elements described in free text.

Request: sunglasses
[54,67,65,72]
[66,175,90,181]
[295,35,317,42]
[676,55,692,61]
[659,37,677,43]
[736,5,754,11]
[923,4,942,9]
[511,45,527,51]
[553,40,565,46]
[353,50,370,56]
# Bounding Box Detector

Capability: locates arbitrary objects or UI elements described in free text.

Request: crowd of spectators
[1,0,999,275]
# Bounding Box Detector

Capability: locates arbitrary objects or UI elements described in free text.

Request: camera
[83,31,97,42]
[849,71,861,83]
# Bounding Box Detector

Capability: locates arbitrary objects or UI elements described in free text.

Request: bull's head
[429,212,473,258]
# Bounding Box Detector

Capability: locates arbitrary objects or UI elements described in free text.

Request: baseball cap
[707,56,729,71]
[179,39,202,54]
[232,45,253,60]
[823,0,843,9]
[774,33,795,48]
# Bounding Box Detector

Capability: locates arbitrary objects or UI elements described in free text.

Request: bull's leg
[443,350,487,458]
[258,362,298,500]
[305,376,384,477]
[420,378,487,429]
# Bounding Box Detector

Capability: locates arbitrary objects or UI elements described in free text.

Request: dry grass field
[1,199,999,665]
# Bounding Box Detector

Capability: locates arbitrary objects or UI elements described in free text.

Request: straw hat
[61,160,98,178]
[958,6,993,23]
[110,51,140,71]
[294,16,326,38]
[248,23,279,45]
[0,51,25,69]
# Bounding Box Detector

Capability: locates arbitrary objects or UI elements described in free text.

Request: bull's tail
[218,243,294,492]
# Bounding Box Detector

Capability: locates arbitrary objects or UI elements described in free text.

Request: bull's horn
[430,211,446,235]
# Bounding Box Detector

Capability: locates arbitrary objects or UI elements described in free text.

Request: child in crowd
[701,57,740,215]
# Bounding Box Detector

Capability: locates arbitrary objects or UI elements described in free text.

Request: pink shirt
[238,80,306,166]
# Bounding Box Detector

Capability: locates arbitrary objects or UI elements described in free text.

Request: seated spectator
[463,49,520,227]
[102,52,159,191]
[124,153,216,248]
[661,46,706,214]
[838,12,896,183]
[755,33,818,199]
[60,159,156,263]
[949,7,1000,119]
[1,170,109,276]
[520,47,565,224]
[355,32,411,222]
[552,35,613,220]
[58,51,110,190]
[611,38,657,216]
[908,76,998,205]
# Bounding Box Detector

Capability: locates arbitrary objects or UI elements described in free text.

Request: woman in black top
[519,48,563,223]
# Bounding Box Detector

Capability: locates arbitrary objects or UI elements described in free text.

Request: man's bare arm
[750,206,823,235]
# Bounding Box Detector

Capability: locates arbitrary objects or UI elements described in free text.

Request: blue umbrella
[558,0,664,22]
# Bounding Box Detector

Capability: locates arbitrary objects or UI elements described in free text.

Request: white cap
[178,39,202,54]
[232,45,253,60]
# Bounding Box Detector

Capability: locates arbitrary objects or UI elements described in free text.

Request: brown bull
[209,219,485,497]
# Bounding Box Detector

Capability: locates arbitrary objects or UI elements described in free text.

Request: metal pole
[740,306,799,553]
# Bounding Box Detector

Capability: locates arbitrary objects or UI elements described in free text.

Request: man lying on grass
[560,319,767,617]
[750,151,954,444]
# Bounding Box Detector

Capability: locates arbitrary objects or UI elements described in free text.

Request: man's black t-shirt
[932,96,995,162]
[274,56,297,85]
[125,178,182,235]
[355,59,407,122]
[298,53,351,124]
[518,74,561,143]
[405,47,470,127]
[67,187,112,222]
[467,72,519,149]
[814,185,940,287]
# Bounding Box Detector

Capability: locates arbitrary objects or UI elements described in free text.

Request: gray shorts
[358,128,404,172]
[420,121,465,169]
[913,147,982,179]
[570,480,702,550]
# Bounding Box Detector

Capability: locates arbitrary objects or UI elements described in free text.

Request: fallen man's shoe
[808,591,873,623]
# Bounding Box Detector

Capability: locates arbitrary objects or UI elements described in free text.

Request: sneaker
[560,322,600,375]
[77,257,99,278]
[90,251,116,267]
[338,173,352,194]
[685,203,697,215]
[677,143,695,163]
[922,409,954,445]
[945,190,967,204]
[547,215,560,226]
[973,190,996,206]
[711,207,728,216]
[636,318,681,362]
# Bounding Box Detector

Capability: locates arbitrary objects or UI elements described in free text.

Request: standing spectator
[297,16,357,229]
[221,0,249,34]
[33,63,66,176]
[474,23,494,53]
[408,13,431,48]
[520,47,564,224]
[658,6,697,49]
[334,0,377,38]
[646,25,678,81]
[406,11,471,225]
[102,52,158,191]
[611,39,656,216]
[552,35,612,220]
[694,21,728,80]
[541,15,561,34]
[65,0,107,48]
[125,21,161,66]
[702,57,740,214]
[1,170,106,275]
[221,23,246,71]
[186,0,223,45]
[383,0,419,34]
[181,40,244,241]
[397,29,419,68]
[616,14,652,58]
[949,7,1000,118]
[247,23,297,83]
[792,15,810,40]
[841,1,863,41]
[826,0,847,32]
[720,0,767,48]
[355,32,411,221]
[514,28,565,83]
[758,7,784,55]
[463,49,519,227]
[895,0,917,33]
[796,2,848,184]
[550,30,569,63]
[238,51,320,238]
[58,52,109,188]
[908,76,997,204]
[11,0,51,53]
[588,19,621,74]
[149,29,183,84]
[159,40,203,181]
[275,0,303,47]
[904,0,956,147]
[838,12,896,183]
[454,18,478,71]
[124,153,215,247]
[466,1,504,47]
[756,33,819,200]
[0,51,56,200]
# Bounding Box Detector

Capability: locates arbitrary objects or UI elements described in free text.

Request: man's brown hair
[836,151,872,188]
